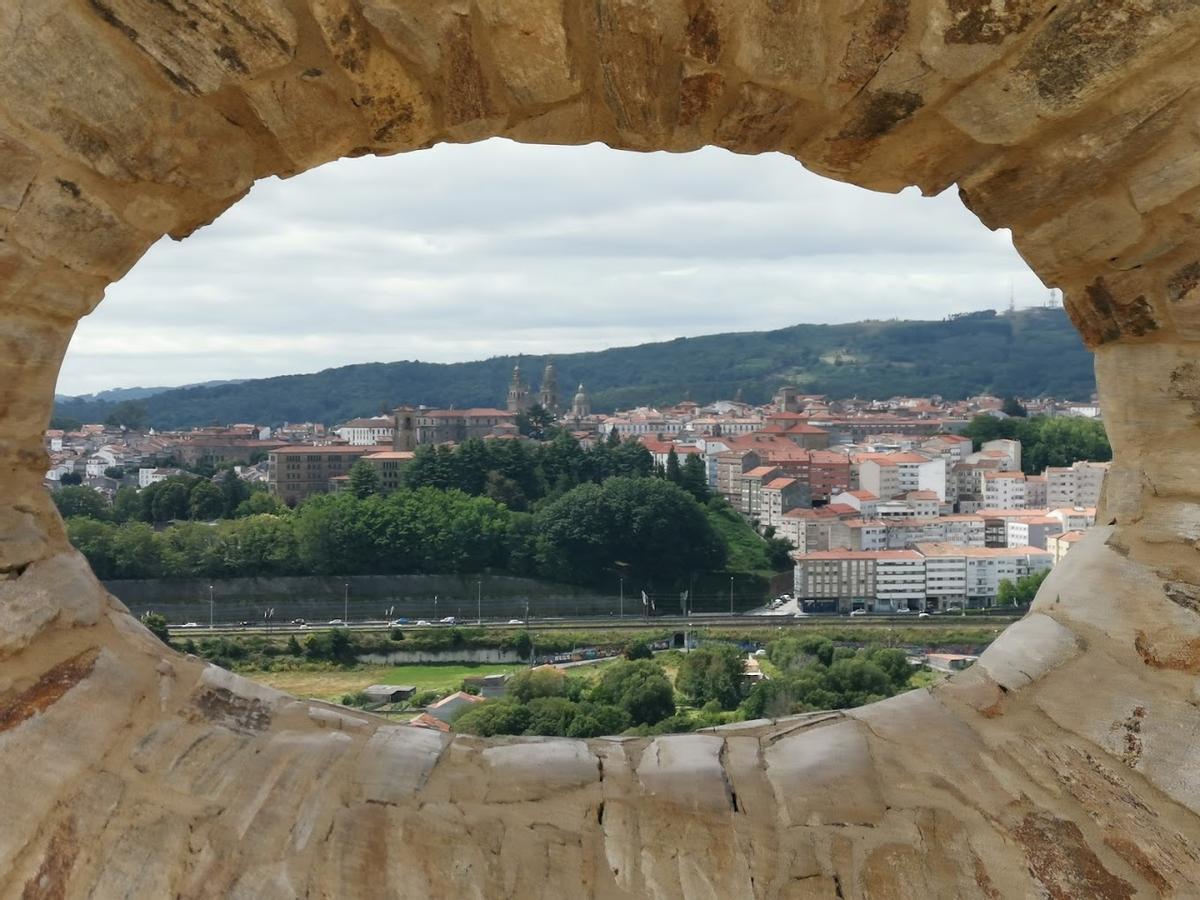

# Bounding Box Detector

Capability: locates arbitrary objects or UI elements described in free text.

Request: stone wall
[3,2,1200,896]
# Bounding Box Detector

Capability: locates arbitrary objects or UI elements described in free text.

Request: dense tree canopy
[962,414,1110,474]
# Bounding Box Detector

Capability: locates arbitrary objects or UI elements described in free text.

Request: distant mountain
[52,308,1093,429]
[56,380,245,405]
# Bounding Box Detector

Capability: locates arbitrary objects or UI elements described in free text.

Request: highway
[171,610,1022,637]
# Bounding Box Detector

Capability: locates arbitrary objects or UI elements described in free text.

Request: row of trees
[65,476,728,586]
[740,635,914,718]
[398,432,710,510]
[52,471,283,525]
[453,635,924,738]
[961,414,1110,474]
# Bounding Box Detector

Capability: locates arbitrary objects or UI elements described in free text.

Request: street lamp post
[619,576,624,619]
[477,578,482,625]
[343,583,349,624]
[208,583,214,629]
[729,576,734,615]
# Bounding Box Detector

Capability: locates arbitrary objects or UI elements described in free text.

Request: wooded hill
[55,308,1092,428]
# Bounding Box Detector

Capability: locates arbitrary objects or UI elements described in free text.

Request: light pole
[208,583,214,629]
[477,578,482,625]
[434,595,439,622]
[729,576,734,615]
[343,583,349,624]
[619,576,624,619]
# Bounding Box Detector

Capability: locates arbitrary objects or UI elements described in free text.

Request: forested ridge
[54,308,1092,427]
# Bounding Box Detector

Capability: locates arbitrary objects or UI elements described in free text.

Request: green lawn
[379,662,529,693]
[705,500,773,573]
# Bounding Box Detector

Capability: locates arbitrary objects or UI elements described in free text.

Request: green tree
[52,486,110,520]
[675,644,746,710]
[591,659,675,726]
[111,485,141,523]
[1001,396,1028,417]
[110,523,165,578]
[65,517,118,579]
[665,447,682,483]
[219,469,251,517]
[533,477,726,586]
[105,400,148,430]
[348,460,381,499]
[483,470,527,511]
[140,611,170,645]
[512,631,533,661]
[453,701,532,736]
[189,480,224,520]
[234,491,287,517]
[680,453,710,501]
[103,466,124,479]
[150,481,190,522]
[516,404,555,440]
[506,667,568,703]
[624,640,653,660]
[59,472,83,486]
[524,697,579,735]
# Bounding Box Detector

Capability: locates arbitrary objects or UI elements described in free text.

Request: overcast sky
[56,138,1049,396]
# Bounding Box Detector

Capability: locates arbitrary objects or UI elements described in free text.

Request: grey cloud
[58,140,1046,395]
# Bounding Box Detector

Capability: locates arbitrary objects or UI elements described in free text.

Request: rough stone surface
[3,1,1200,895]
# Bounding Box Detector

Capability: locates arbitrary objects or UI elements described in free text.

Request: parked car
[849,609,867,617]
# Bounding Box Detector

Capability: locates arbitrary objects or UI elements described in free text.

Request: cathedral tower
[571,383,591,420]
[539,359,560,414]
[506,363,531,414]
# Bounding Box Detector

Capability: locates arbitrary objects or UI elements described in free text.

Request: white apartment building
[858,452,946,501]
[138,467,182,488]
[941,514,986,546]
[916,544,1053,607]
[847,519,887,550]
[1045,461,1109,507]
[1025,474,1047,508]
[1049,507,1096,532]
[876,553,928,609]
[334,416,395,446]
[857,458,901,501]
[831,490,880,519]
[1005,516,1059,550]
[981,471,1027,508]
[981,439,1021,471]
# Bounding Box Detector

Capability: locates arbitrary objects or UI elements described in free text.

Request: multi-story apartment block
[1048,506,1096,532]
[715,450,761,504]
[1025,474,1047,508]
[808,450,852,503]
[1044,467,1076,507]
[1005,516,1060,550]
[981,471,1027,508]
[761,477,809,527]
[981,439,1021,471]
[915,544,1053,608]
[268,445,372,504]
[739,465,783,517]
[1048,530,1086,564]
[792,549,925,613]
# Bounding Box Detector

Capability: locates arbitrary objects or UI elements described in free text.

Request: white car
[415,620,432,627]
[439,616,456,625]
[918,612,931,619]
[179,622,200,628]
[327,619,346,626]
[894,608,911,614]
[507,619,523,625]
[849,609,867,617]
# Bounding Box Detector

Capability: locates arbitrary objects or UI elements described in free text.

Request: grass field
[251,662,527,702]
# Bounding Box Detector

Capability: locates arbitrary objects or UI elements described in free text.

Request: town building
[361,450,416,492]
[392,406,515,448]
[334,416,394,446]
[267,445,372,504]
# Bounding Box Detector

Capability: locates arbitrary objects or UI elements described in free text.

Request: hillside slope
[55,308,1092,428]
